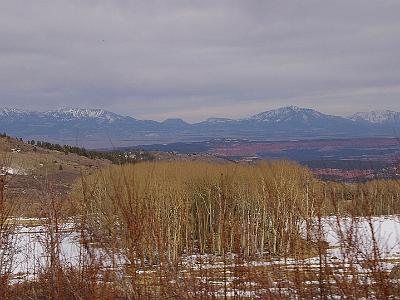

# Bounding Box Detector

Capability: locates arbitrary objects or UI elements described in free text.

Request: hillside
[0,135,111,213]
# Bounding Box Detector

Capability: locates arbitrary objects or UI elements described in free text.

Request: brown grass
[1,159,400,298]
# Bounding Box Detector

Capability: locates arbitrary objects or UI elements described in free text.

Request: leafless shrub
[1,158,400,299]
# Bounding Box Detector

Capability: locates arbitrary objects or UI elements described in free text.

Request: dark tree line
[32,140,153,164]
[1,132,153,164]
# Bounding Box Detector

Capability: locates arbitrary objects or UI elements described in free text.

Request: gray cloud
[0,0,399,121]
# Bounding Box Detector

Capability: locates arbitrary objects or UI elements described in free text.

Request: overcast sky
[0,1,399,122]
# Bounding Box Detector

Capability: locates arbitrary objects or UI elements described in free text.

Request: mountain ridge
[0,106,399,148]
[2,105,399,124]
[348,110,400,124]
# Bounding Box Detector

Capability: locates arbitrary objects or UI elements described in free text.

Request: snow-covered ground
[322,215,400,259]
[1,223,81,281]
[2,215,400,292]
[1,166,27,175]
[180,216,400,268]
[0,220,128,282]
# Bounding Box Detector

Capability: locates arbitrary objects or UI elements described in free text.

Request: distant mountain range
[0,106,399,148]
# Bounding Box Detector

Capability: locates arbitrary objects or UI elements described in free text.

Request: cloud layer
[1,0,399,121]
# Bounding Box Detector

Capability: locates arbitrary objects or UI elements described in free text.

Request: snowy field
[2,215,400,297]
[1,221,81,281]
[323,215,400,260]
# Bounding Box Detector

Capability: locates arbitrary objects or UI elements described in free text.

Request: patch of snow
[5,215,400,289]
[349,110,400,124]
[2,220,128,282]
[1,167,26,176]
[321,215,400,259]
[245,106,331,123]
[0,108,29,117]
[44,108,124,122]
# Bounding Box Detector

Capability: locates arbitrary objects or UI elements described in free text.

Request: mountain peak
[0,107,29,116]
[248,106,325,122]
[349,110,400,124]
[162,118,189,125]
[44,108,124,122]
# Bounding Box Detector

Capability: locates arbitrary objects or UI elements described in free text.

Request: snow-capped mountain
[0,108,128,123]
[43,108,127,123]
[246,106,340,123]
[0,106,399,148]
[348,110,400,124]
[0,108,31,118]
